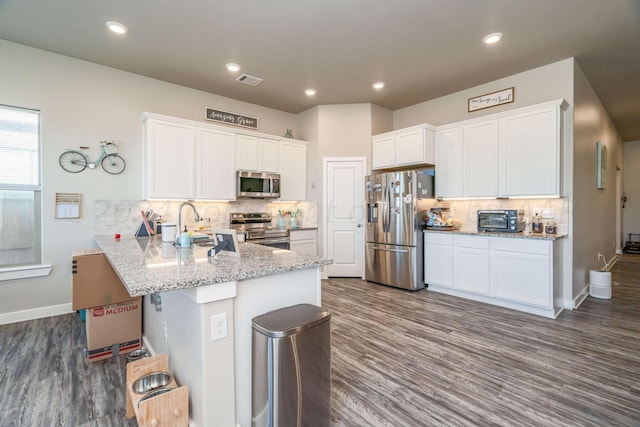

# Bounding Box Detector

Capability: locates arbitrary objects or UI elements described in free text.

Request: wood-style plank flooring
[326,256,640,426]
[1,255,639,426]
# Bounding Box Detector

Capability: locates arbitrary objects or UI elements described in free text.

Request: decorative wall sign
[205,108,259,129]
[596,141,607,189]
[468,87,514,112]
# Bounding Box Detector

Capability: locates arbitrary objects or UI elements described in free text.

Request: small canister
[545,221,557,234]
[162,223,177,242]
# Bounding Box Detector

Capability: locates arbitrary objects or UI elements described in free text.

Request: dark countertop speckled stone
[94,235,332,296]
[424,229,567,241]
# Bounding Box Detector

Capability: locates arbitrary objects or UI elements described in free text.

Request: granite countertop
[94,235,332,296]
[423,228,567,241]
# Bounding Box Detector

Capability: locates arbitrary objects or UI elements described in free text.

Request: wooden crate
[126,353,189,426]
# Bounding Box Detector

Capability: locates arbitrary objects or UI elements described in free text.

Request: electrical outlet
[211,313,228,342]
[541,208,554,219]
[533,207,541,217]
[162,321,168,343]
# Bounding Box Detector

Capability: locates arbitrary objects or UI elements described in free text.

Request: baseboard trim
[573,285,590,309]
[0,303,73,325]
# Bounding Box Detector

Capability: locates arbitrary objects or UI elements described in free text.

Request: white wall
[572,62,623,297]
[0,40,298,317]
[623,141,640,241]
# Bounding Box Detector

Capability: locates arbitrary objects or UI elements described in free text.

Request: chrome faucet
[176,200,201,246]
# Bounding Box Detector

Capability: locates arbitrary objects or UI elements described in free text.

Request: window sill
[0,265,52,282]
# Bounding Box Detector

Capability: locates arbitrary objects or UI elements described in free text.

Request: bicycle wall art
[59,141,126,175]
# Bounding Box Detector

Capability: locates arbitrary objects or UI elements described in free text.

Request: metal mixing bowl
[132,371,172,394]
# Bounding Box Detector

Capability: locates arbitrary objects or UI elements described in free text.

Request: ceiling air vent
[235,73,263,86]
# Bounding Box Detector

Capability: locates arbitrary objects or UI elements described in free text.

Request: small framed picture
[211,229,241,257]
[596,141,607,189]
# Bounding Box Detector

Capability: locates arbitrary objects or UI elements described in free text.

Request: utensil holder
[126,353,189,426]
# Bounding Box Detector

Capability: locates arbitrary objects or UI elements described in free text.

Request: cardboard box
[86,298,142,362]
[72,249,137,311]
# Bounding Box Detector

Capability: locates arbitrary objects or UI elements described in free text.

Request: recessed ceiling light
[226,63,241,72]
[105,21,128,34]
[372,82,386,90]
[483,32,503,44]
[305,89,317,96]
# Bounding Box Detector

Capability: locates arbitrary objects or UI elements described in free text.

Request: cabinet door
[435,128,464,198]
[372,135,395,169]
[195,128,236,200]
[465,120,499,197]
[424,243,453,287]
[259,138,280,173]
[396,128,433,166]
[454,246,490,295]
[279,140,307,201]
[236,134,259,171]
[500,107,560,196]
[144,119,195,199]
[491,250,551,307]
[289,240,318,256]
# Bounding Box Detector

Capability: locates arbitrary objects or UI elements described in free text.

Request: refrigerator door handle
[382,185,391,232]
[370,246,409,253]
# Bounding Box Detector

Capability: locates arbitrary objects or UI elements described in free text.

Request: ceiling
[1,0,639,140]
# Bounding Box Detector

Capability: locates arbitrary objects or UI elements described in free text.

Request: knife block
[126,353,189,426]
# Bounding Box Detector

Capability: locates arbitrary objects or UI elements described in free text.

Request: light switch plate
[542,208,555,219]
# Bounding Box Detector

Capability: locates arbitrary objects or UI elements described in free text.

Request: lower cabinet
[424,232,562,318]
[289,229,318,256]
[424,233,453,288]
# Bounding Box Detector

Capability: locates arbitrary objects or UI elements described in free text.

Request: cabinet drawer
[290,229,318,241]
[454,235,489,249]
[491,237,550,255]
[424,232,453,245]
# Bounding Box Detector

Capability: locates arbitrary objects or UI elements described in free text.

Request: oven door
[249,238,290,250]
[478,212,508,232]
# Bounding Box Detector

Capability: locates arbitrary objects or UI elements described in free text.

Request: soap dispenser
[180,226,192,247]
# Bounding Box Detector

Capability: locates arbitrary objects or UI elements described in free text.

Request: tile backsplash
[94,199,318,236]
[432,198,569,234]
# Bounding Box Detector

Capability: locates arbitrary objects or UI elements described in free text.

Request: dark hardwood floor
[1,256,638,426]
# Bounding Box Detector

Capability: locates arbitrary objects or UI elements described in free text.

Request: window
[0,105,42,269]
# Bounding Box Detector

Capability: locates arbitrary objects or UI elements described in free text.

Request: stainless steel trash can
[252,303,331,427]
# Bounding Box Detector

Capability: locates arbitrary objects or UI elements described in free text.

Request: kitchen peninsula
[94,235,332,427]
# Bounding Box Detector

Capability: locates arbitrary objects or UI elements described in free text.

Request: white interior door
[325,158,365,277]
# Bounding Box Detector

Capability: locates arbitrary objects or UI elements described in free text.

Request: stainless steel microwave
[477,209,524,233]
[237,171,280,199]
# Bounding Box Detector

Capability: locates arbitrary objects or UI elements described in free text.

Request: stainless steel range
[230,212,289,249]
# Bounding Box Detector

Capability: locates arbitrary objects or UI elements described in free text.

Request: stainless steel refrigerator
[365,170,433,290]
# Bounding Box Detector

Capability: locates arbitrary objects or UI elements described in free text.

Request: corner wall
[623,141,640,240]
[572,62,624,298]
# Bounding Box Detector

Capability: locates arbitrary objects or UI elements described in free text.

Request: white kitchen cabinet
[453,235,490,295]
[500,106,561,197]
[424,233,454,288]
[435,127,464,198]
[144,118,196,199]
[372,124,436,170]
[465,120,499,197]
[289,229,317,256]
[279,139,307,201]
[490,237,552,307]
[424,231,563,318]
[195,128,236,200]
[435,99,566,199]
[371,135,396,169]
[236,135,280,173]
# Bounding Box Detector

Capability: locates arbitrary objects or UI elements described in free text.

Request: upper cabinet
[279,139,307,201]
[143,113,308,201]
[435,99,566,199]
[372,124,436,170]
[144,118,196,199]
[236,135,280,173]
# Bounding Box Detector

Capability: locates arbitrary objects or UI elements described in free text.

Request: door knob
[357,224,362,227]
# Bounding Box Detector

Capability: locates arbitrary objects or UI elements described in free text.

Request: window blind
[0,105,41,190]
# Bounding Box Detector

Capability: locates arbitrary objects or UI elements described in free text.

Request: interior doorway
[323,157,366,277]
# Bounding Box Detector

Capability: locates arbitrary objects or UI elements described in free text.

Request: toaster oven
[477,210,524,233]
